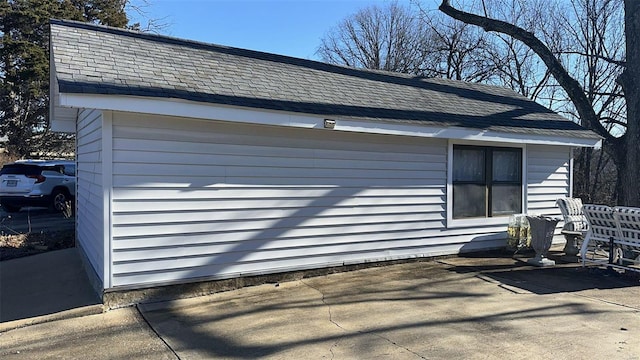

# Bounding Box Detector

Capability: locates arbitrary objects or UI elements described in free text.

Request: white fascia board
[58,92,600,148]
[49,63,78,133]
[334,119,601,148]
[58,93,322,129]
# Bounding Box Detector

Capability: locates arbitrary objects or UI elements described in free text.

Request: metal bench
[580,204,640,273]
[611,206,640,271]
[581,204,618,268]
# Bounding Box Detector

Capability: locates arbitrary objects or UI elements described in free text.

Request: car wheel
[2,204,21,213]
[51,189,70,213]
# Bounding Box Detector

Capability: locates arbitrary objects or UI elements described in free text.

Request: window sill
[447,216,511,229]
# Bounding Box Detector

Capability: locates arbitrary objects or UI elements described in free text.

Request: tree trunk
[617,0,640,206]
[606,141,627,205]
[576,148,593,202]
[584,150,592,201]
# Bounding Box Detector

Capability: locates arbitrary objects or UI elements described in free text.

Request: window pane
[491,184,522,216]
[453,148,485,182]
[63,165,76,176]
[453,184,486,218]
[492,150,521,182]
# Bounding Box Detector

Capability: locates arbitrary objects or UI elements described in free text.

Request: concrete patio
[1,248,639,359]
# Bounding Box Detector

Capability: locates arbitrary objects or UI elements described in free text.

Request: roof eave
[56,92,601,148]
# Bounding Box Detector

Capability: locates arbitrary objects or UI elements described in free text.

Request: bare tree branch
[439,0,613,142]
[602,117,627,127]
[560,51,626,66]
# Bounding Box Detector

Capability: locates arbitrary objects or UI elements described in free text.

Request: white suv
[0,160,76,213]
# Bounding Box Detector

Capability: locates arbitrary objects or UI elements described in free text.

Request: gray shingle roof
[50,19,599,140]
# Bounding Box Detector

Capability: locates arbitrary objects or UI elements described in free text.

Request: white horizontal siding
[527,145,570,216]
[105,112,575,288]
[109,112,456,287]
[112,204,445,226]
[112,237,501,286]
[76,108,105,286]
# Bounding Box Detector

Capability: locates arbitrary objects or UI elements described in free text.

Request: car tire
[2,204,21,213]
[51,189,70,213]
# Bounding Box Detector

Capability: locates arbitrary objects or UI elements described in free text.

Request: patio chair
[580,204,617,267]
[555,197,588,256]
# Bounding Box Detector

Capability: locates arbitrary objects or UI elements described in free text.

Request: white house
[49,20,600,298]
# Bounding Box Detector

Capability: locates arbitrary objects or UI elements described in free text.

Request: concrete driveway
[1,250,638,359]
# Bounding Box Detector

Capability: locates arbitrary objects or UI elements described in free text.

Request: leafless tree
[421,12,497,81]
[318,1,502,82]
[473,1,551,98]
[552,0,625,204]
[472,0,623,204]
[317,1,432,74]
[440,0,638,206]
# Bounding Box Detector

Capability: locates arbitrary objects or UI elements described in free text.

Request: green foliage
[0,0,130,158]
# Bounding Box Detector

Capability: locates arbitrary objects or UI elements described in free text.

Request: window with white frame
[452,145,522,219]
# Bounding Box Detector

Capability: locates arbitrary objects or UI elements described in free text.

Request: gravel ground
[0,230,75,261]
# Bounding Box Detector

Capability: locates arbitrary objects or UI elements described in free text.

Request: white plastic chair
[555,198,588,256]
[555,198,588,232]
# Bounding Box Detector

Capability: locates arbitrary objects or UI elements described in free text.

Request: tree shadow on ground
[139,281,604,359]
[443,249,640,295]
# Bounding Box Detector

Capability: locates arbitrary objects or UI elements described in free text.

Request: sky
[127,0,437,60]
